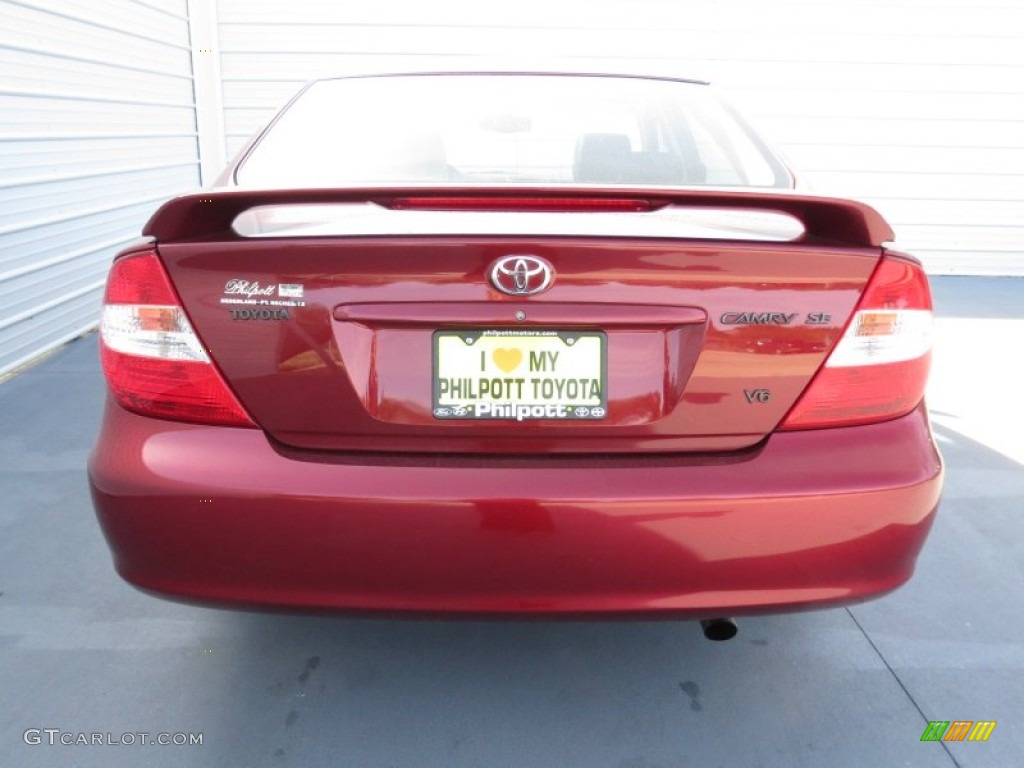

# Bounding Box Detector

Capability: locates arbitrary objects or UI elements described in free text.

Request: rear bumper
[88,400,942,618]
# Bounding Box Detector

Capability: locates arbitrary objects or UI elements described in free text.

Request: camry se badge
[490,256,553,296]
[720,312,798,325]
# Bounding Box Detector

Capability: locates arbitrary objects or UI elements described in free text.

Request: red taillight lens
[780,254,933,430]
[99,249,255,428]
[387,196,663,212]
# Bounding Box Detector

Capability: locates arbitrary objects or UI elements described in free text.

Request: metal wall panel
[215,0,1024,275]
[0,0,199,375]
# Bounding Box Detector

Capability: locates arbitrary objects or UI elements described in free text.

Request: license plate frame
[432,329,607,421]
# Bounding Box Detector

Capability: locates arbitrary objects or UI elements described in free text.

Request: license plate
[433,330,607,420]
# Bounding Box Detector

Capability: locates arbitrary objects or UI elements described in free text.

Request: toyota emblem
[489,256,553,296]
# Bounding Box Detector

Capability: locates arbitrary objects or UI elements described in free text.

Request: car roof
[312,70,711,87]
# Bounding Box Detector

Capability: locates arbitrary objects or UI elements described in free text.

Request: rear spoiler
[142,187,894,247]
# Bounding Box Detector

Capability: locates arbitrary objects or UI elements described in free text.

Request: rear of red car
[88,74,942,619]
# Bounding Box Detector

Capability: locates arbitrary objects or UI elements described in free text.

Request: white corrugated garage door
[0,0,201,375]
[215,0,1024,276]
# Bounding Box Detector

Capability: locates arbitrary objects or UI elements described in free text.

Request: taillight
[780,254,932,430]
[99,248,255,427]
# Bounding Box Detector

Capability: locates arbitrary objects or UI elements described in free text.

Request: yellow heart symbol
[492,348,523,373]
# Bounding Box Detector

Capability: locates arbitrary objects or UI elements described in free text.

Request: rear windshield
[235,74,791,189]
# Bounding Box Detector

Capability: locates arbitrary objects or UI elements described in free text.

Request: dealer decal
[219,278,306,315]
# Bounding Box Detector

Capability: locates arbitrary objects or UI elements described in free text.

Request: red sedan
[88,73,942,639]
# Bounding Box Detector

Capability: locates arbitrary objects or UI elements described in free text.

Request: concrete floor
[0,276,1020,768]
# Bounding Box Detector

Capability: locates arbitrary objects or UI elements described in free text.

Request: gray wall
[0,0,201,376]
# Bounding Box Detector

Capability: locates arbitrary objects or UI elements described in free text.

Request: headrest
[574,133,633,183]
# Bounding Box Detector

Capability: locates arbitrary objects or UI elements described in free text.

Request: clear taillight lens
[100,304,210,361]
[780,254,933,430]
[99,248,255,428]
